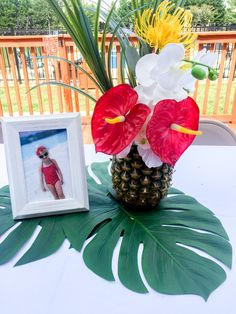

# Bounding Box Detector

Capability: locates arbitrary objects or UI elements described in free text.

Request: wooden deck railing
[0,32,236,123]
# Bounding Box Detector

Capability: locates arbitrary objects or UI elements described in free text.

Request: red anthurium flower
[92,84,151,155]
[146,97,201,166]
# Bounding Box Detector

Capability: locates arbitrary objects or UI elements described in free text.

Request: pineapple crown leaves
[0,163,232,300]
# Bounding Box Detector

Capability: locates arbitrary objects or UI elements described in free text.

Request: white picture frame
[0,113,89,219]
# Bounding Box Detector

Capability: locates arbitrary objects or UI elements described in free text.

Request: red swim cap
[36,146,47,156]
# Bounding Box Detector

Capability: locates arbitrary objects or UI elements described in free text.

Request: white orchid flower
[137,146,163,168]
[135,78,188,108]
[135,43,185,87]
[135,43,218,100]
[135,53,159,87]
[134,83,157,109]
[150,43,186,86]
[135,43,188,103]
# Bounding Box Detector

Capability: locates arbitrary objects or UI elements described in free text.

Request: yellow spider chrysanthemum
[135,0,197,52]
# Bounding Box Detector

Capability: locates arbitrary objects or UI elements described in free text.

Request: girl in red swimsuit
[36,146,65,200]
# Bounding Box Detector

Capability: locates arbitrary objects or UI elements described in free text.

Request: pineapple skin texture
[111,145,173,208]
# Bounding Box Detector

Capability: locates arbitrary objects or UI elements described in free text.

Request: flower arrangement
[91,1,217,169]
[46,0,218,207]
[2,2,230,300]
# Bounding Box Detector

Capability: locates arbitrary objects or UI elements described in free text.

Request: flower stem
[182,59,211,70]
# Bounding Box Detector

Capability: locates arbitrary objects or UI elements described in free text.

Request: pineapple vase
[111,145,173,209]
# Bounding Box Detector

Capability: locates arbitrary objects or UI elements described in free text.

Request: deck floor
[82,123,236,144]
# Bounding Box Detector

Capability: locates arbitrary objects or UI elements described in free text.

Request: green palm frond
[120,51,126,84]
[36,55,102,91]
[94,0,102,48]
[45,0,190,96]
[105,3,149,86]
[131,0,141,24]
[47,0,112,93]
[100,0,120,64]
[30,82,97,103]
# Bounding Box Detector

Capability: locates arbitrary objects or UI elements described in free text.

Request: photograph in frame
[1,113,89,219]
[20,128,72,202]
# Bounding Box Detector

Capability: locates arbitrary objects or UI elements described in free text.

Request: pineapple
[111,145,173,208]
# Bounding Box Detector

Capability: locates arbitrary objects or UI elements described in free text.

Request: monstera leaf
[0,162,232,300]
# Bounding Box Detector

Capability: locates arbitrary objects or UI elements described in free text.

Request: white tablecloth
[0,144,236,314]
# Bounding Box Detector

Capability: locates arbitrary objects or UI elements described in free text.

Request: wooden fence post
[231,88,236,124]
[58,36,73,112]
[0,32,235,120]
[9,47,23,115]
[0,48,13,116]
[19,47,33,114]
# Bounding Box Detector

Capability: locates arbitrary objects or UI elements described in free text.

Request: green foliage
[224,0,236,24]
[46,0,113,93]
[82,0,97,31]
[44,0,150,90]
[189,4,215,26]
[116,0,134,28]
[0,0,232,32]
[116,0,228,26]
[30,0,61,29]
[0,162,232,299]
[116,0,163,29]
[226,0,236,7]
[0,0,61,31]
[184,0,226,24]
[224,10,236,24]
[17,0,33,28]
[0,0,19,29]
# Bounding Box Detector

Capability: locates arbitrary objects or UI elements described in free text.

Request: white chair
[193,119,236,146]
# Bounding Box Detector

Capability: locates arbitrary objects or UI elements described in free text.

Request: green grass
[191,80,236,115]
[0,84,95,114]
[0,81,235,115]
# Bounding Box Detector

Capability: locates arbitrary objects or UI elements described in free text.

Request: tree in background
[0,0,235,32]
[17,0,33,29]
[116,0,229,27]
[82,0,97,30]
[0,0,61,31]
[189,4,215,26]
[31,0,60,30]
[226,0,236,7]
[224,0,236,24]
[0,0,18,30]
[116,0,133,28]
[184,0,226,24]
